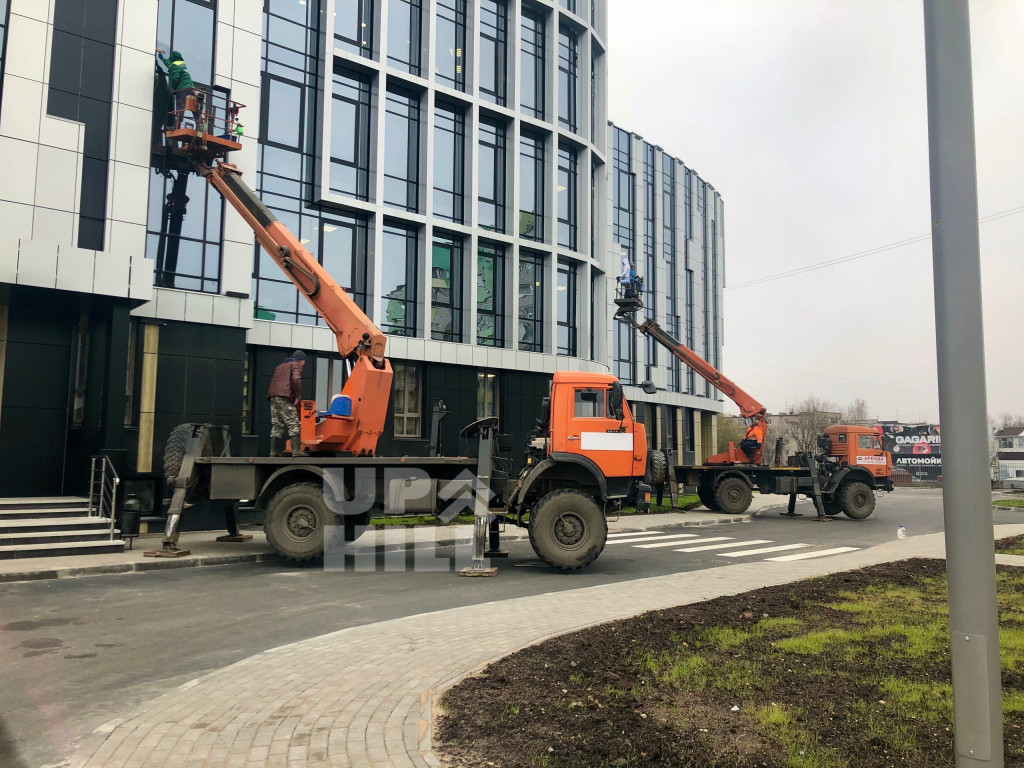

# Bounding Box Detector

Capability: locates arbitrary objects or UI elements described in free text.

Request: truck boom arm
[197,161,387,365]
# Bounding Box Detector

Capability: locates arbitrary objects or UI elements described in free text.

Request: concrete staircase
[0,497,125,559]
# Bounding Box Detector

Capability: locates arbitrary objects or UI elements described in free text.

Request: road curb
[0,552,283,585]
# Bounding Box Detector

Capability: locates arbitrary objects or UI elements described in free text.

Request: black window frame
[383,85,421,213]
[435,0,467,91]
[519,6,546,120]
[334,0,374,58]
[642,143,657,381]
[387,0,423,76]
[519,130,545,242]
[393,361,424,439]
[556,259,578,357]
[0,0,10,114]
[612,127,634,260]
[433,100,465,223]
[479,0,508,106]
[557,24,579,133]
[614,318,636,385]
[381,223,419,338]
[430,232,464,342]
[329,64,372,201]
[557,143,578,251]
[518,250,544,352]
[478,117,506,233]
[477,242,506,347]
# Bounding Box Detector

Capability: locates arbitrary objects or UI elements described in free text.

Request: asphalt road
[0,488,1020,768]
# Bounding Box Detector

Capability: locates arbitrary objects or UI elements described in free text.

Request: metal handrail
[88,456,120,540]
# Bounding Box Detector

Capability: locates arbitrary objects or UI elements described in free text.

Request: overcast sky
[607,0,1023,424]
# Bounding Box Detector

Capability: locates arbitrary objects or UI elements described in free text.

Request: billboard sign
[879,423,942,481]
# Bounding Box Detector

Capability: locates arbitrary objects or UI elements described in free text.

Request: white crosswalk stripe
[632,535,705,548]
[607,530,665,539]
[720,543,811,557]
[607,532,701,546]
[673,539,772,553]
[766,547,860,561]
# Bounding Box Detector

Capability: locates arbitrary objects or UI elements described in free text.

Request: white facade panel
[3,14,47,84]
[16,239,58,288]
[0,75,43,144]
[34,145,80,213]
[0,137,39,206]
[33,207,76,247]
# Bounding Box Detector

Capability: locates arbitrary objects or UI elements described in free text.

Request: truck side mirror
[640,380,658,395]
[609,381,625,421]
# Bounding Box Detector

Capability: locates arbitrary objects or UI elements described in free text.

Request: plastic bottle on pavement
[897,524,907,540]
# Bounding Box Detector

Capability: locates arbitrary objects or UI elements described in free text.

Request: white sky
[608,0,1024,423]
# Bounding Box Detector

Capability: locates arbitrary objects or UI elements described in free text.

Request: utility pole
[922,2,1003,765]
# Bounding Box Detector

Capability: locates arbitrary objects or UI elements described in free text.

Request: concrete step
[0,517,112,534]
[0,507,94,520]
[0,529,121,547]
[0,539,125,560]
[0,497,90,512]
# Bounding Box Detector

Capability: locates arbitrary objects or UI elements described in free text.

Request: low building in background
[996,426,1024,488]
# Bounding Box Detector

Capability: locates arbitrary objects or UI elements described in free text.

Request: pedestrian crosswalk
[606,530,861,562]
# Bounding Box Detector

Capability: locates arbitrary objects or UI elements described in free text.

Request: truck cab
[824,425,892,483]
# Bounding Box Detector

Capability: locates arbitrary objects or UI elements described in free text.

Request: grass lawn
[996,499,1024,508]
[998,534,1024,557]
[439,559,1024,767]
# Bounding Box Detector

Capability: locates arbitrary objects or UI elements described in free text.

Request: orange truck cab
[823,425,892,480]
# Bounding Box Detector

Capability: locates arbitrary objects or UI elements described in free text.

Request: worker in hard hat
[740,419,765,461]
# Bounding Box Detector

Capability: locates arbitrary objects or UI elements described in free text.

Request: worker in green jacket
[159,50,195,127]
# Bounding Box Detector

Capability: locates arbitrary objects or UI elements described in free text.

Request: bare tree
[998,413,1024,429]
[788,396,842,453]
[842,398,870,423]
[716,416,746,454]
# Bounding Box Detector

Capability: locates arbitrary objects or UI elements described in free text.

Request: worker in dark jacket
[267,350,306,457]
[160,50,195,126]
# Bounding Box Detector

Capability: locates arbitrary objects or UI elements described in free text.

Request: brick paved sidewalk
[74,524,1024,768]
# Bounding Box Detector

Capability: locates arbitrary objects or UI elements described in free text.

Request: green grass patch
[367,513,476,527]
[995,498,1024,508]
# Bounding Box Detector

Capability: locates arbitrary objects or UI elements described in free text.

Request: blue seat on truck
[320,394,353,418]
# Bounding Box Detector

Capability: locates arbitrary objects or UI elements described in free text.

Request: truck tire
[840,481,876,520]
[264,482,326,561]
[823,500,842,516]
[697,485,720,511]
[646,450,667,486]
[714,477,752,515]
[528,489,607,571]
[163,423,213,503]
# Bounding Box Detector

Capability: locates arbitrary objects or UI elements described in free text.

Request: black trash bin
[121,495,142,549]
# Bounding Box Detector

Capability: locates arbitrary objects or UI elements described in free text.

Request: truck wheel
[528,489,607,571]
[823,500,842,516]
[264,482,326,561]
[714,477,752,514]
[697,485,720,511]
[163,423,213,503]
[840,482,876,520]
[646,450,667,485]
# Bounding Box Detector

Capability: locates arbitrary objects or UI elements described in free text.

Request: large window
[435,0,466,91]
[394,362,423,439]
[253,212,369,324]
[146,171,222,293]
[520,7,545,120]
[157,0,215,86]
[519,131,545,241]
[384,86,421,212]
[560,0,577,12]
[335,0,373,58]
[330,65,372,200]
[433,102,465,223]
[381,224,418,337]
[557,260,577,357]
[431,234,463,342]
[557,25,578,133]
[388,0,422,76]
[612,127,634,260]
[642,143,657,381]
[479,0,507,105]
[663,155,681,392]
[478,119,506,232]
[614,319,636,385]
[518,251,544,352]
[477,371,498,418]
[557,144,578,251]
[685,168,693,241]
[478,243,505,347]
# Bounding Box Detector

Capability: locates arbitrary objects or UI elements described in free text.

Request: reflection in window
[557,259,577,356]
[330,65,372,200]
[518,251,543,352]
[263,77,303,147]
[520,7,545,120]
[157,0,215,86]
[431,233,463,342]
[478,119,506,233]
[479,0,507,105]
[612,127,634,260]
[574,389,606,418]
[381,224,418,337]
[393,362,423,438]
[435,0,466,91]
[253,211,369,324]
[614,318,636,385]
[477,371,498,418]
[519,131,544,241]
[146,170,222,293]
[384,86,421,212]
[560,0,577,13]
[477,242,505,347]
[433,102,465,223]
[335,0,373,58]
[558,26,578,132]
[557,144,577,251]
[388,0,422,76]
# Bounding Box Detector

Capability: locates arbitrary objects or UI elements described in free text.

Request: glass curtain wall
[388,0,423,75]
[557,25,578,133]
[431,233,463,341]
[479,0,507,105]
[433,102,465,223]
[520,6,545,119]
[556,259,577,356]
[642,143,656,381]
[477,243,505,346]
[381,224,419,337]
[519,131,545,241]
[611,127,635,383]
[384,86,421,212]
[663,155,681,393]
[557,144,577,250]
[518,252,543,352]
[478,119,506,232]
[435,0,467,90]
[330,65,372,200]
[335,0,373,57]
